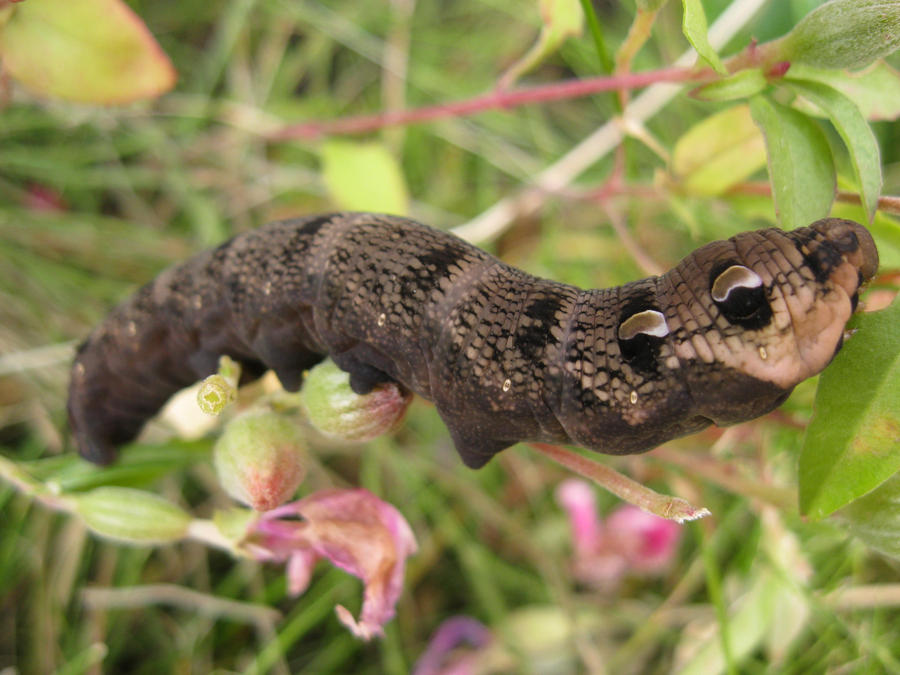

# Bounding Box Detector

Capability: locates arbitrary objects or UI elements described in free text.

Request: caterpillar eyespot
[67,213,879,469]
[711,265,763,303]
[618,309,669,340]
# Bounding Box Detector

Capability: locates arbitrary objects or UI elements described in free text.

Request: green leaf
[681,0,726,74]
[785,79,882,223]
[672,104,767,195]
[787,62,900,122]
[692,68,768,102]
[773,0,900,70]
[0,0,176,104]
[678,514,809,674]
[748,95,835,229]
[499,0,584,87]
[321,140,410,215]
[799,298,900,520]
[838,471,900,559]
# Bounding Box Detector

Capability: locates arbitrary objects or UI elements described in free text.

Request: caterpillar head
[672,217,878,425]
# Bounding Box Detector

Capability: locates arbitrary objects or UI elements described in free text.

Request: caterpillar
[68,213,878,469]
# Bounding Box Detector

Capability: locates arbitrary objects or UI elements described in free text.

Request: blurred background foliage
[1,0,899,672]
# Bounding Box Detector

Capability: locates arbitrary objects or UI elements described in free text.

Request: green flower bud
[214,410,308,511]
[73,487,191,544]
[300,360,412,442]
[197,374,237,415]
[774,0,900,70]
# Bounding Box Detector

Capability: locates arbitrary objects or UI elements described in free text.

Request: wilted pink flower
[555,478,681,589]
[413,616,492,675]
[248,488,417,640]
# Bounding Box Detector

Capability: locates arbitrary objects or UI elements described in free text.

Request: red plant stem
[271,66,706,140]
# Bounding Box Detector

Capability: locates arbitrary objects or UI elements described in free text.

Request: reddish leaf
[0,0,175,104]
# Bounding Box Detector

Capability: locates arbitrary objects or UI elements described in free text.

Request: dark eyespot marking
[616,296,666,374]
[418,243,467,280]
[710,263,772,330]
[298,214,334,237]
[525,295,563,323]
[795,239,843,284]
[830,229,859,254]
[517,296,564,361]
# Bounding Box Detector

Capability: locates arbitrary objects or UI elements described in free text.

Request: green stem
[579,0,614,73]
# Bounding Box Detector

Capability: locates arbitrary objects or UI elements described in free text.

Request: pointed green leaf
[799,298,900,520]
[785,79,882,223]
[692,68,768,102]
[321,140,410,215]
[772,0,900,70]
[672,104,767,195]
[0,0,176,104]
[749,95,835,228]
[682,0,726,74]
[787,62,900,122]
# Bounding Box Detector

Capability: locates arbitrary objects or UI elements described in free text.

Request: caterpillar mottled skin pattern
[68,213,879,468]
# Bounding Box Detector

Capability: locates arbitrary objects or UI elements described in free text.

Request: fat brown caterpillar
[68,213,879,468]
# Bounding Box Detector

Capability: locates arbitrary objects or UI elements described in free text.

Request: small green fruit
[300,360,412,442]
[214,410,307,511]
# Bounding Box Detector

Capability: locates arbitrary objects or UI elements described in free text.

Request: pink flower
[23,184,67,212]
[413,616,492,675]
[555,479,681,589]
[248,488,417,640]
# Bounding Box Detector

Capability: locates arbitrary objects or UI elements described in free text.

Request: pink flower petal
[606,505,681,573]
[413,616,492,675]
[250,488,417,640]
[556,480,681,589]
[286,549,317,595]
[555,478,602,556]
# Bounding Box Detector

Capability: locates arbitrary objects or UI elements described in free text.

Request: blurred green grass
[2,1,900,673]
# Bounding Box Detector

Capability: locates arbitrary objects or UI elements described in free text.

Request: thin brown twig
[81,584,281,629]
[729,182,900,216]
[270,67,707,140]
[827,584,900,609]
[530,442,710,522]
[600,203,664,276]
[559,179,900,219]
